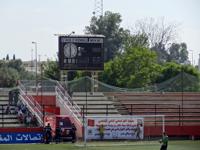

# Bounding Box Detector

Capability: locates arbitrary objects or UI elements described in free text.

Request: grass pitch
[0,140,199,150]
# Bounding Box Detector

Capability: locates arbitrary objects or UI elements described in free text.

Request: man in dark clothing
[55,126,62,143]
[70,123,77,143]
[44,123,52,144]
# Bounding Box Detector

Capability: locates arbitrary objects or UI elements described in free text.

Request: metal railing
[18,83,43,126]
[55,83,82,126]
[127,104,200,126]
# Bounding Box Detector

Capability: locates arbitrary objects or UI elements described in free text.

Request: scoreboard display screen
[58,35,104,70]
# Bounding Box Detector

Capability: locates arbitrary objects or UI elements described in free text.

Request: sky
[0,0,199,65]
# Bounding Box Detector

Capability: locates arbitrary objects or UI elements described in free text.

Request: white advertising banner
[86,117,144,140]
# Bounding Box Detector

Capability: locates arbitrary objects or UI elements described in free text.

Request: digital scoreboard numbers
[58,35,104,70]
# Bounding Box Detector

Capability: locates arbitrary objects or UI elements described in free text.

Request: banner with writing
[86,117,144,140]
[0,132,43,144]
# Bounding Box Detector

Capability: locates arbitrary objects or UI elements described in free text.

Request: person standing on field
[160,132,168,150]
[99,124,104,140]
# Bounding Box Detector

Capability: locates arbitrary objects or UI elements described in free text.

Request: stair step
[0,124,24,127]
[0,101,9,105]
[75,101,113,105]
[78,106,116,109]
[0,119,19,124]
[0,97,9,101]
[83,113,119,115]
[73,97,108,101]
[73,92,104,97]
[0,115,17,118]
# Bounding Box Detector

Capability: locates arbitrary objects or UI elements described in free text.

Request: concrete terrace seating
[72,92,119,116]
[105,92,200,126]
[0,90,24,127]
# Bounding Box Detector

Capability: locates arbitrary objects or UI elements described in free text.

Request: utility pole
[31,49,33,72]
[198,54,200,70]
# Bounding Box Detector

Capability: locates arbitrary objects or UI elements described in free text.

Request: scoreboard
[58,35,104,70]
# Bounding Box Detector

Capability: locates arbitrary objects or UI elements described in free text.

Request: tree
[135,17,178,63]
[13,54,16,60]
[100,45,161,88]
[0,59,35,87]
[85,11,129,61]
[119,46,161,88]
[0,67,19,87]
[6,54,9,61]
[168,43,180,62]
[100,57,121,86]
[168,42,189,63]
[124,33,149,49]
[7,59,25,72]
[179,43,188,63]
[43,60,60,80]
[155,62,200,83]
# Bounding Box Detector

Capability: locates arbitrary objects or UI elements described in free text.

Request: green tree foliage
[43,60,60,80]
[100,46,161,88]
[7,59,25,73]
[154,62,200,91]
[100,57,121,86]
[0,59,34,87]
[168,43,188,63]
[0,67,19,87]
[179,43,188,63]
[6,54,9,61]
[85,11,129,61]
[156,62,200,82]
[13,54,16,60]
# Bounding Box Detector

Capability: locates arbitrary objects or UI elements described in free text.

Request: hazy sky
[0,0,199,64]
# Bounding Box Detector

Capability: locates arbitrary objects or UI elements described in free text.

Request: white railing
[55,84,82,126]
[56,82,81,114]
[18,84,43,126]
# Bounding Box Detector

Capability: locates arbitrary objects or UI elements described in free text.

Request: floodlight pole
[32,41,38,95]
[189,50,193,66]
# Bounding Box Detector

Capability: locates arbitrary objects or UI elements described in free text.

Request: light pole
[32,41,38,94]
[189,50,193,66]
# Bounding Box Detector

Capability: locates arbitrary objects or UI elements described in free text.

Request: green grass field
[0,140,199,150]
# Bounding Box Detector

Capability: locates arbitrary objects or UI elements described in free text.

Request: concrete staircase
[72,92,120,116]
[0,89,23,127]
[107,95,129,115]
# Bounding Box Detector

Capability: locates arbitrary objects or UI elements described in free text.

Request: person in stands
[25,114,32,127]
[31,114,37,126]
[5,104,11,114]
[44,123,52,144]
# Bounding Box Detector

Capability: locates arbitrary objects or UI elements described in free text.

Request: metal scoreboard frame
[58,35,105,71]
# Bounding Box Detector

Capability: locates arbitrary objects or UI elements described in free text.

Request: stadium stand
[105,92,200,126]
[10,74,200,140]
[0,89,24,127]
[72,92,119,116]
